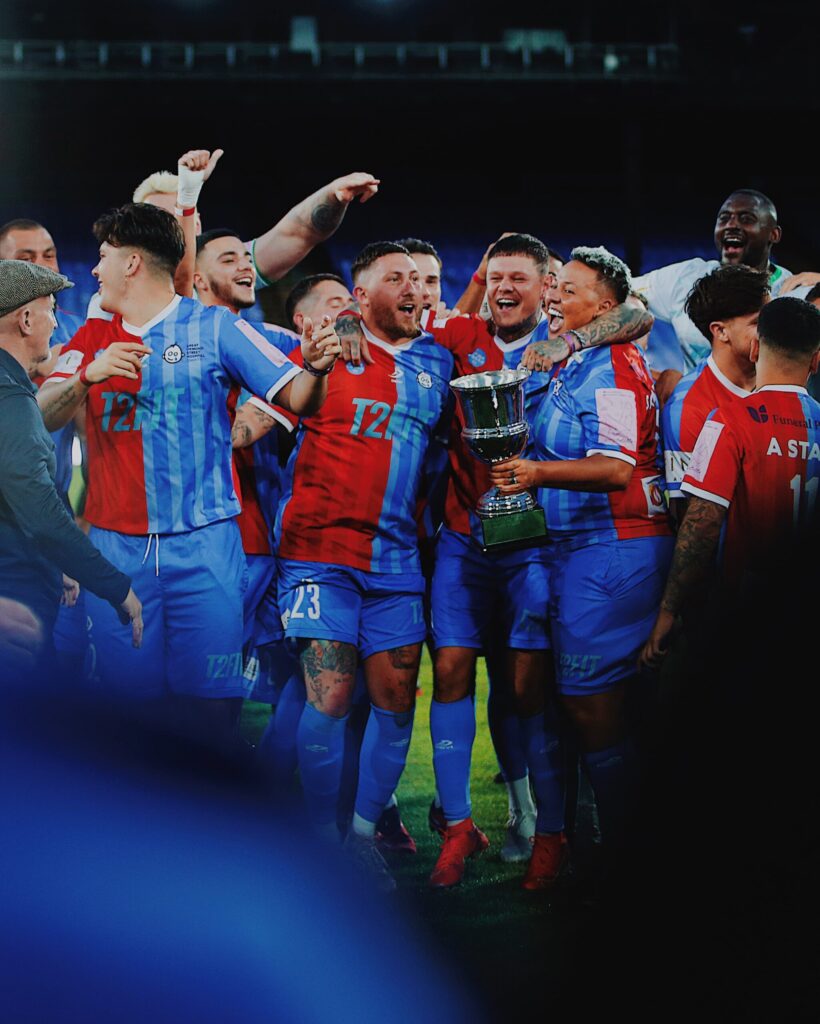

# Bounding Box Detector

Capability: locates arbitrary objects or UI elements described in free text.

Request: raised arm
[251,172,380,284]
[274,315,341,417]
[173,148,224,297]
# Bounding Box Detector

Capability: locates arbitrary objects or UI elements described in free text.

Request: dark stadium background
[1,2,816,1018]
[2,0,819,320]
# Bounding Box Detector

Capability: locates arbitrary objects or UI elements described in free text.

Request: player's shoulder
[430,312,488,349]
[253,321,301,354]
[635,256,718,288]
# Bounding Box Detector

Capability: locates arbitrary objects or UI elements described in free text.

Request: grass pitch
[241,650,579,1009]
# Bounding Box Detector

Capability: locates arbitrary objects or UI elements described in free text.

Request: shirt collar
[493,311,546,353]
[122,294,182,337]
[0,348,36,393]
[706,355,753,397]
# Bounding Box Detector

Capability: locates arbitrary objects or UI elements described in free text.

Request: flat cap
[0,259,74,318]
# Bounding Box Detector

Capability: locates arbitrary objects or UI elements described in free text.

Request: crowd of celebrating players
[1,148,819,898]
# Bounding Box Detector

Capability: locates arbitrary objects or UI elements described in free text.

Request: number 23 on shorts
[291,583,322,620]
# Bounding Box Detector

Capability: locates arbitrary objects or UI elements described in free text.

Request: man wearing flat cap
[0,260,142,679]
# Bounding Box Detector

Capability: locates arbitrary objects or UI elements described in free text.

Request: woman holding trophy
[489,246,673,881]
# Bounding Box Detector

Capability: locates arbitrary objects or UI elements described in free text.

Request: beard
[209,276,256,311]
[370,301,421,341]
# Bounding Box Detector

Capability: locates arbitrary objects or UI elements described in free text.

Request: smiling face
[546,260,615,336]
[354,253,422,342]
[714,192,781,271]
[486,253,546,333]
[195,235,256,312]
[92,241,134,314]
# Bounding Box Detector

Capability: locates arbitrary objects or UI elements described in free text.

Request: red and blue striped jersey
[682,386,820,583]
[427,312,554,539]
[661,356,750,499]
[229,323,301,556]
[275,326,454,574]
[530,343,671,543]
[48,296,300,535]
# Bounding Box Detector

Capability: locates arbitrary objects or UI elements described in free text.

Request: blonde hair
[132,170,178,204]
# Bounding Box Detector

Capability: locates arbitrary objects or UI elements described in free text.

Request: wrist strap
[565,330,583,353]
[174,205,196,217]
[338,308,362,321]
[472,272,486,287]
[302,360,334,378]
[78,364,93,388]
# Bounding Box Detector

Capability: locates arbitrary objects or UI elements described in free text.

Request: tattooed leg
[299,639,358,718]
[364,643,423,713]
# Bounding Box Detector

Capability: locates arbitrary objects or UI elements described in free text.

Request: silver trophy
[450,368,547,550]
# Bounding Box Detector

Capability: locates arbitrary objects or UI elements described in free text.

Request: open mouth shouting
[720,231,746,262]
[547,303,564,334]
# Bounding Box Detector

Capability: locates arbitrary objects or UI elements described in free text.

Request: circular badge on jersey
[163,343,184,364]
[417,371,433,389]
[467,348,486,368]
[345,363,366,376]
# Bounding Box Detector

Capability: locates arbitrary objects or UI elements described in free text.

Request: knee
[433,648,474,702]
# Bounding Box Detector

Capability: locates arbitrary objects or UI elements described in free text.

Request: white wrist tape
[176,162,205,209]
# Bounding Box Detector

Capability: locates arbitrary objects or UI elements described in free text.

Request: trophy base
[479,506,548,553]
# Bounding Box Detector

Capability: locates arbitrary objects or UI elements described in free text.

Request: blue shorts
[549,535,674,695]
[85,519,248,699]
[430,527,551,651]
[277,559,426,660]
[52,589,89,657]
[244,553,283,647]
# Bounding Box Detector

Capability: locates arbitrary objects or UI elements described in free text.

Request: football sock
[430,696,476,824]
[354,705,415,825]
[258,672,303,784]
[506,774,536,820]
[583,740,634,853]
[487,680,528,782]
[297,702,349,833]
[338,701,371,832]
[521,710,566,833]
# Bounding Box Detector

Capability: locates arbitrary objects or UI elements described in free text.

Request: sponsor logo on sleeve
[467,348,486,368]
[53,349,84,375]
[595,387,637,450]
[688,419,724,480]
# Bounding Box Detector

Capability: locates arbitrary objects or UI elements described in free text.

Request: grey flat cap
[0,259,74,318]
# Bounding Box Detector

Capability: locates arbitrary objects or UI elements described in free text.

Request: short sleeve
[681,412,740,508]
[47,326,95,383]
[581,386,639,466]
[660,392,687,498]
[217,313,301,407]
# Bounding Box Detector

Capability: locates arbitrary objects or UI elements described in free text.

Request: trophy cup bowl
[450,368,547,550]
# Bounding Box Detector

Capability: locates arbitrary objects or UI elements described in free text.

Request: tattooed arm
[334,300,374,367]
[37,340,152,430]
[231,402,277,449]
[521,299,655,373]
[250,172,380,284]
[639,496,726,669]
